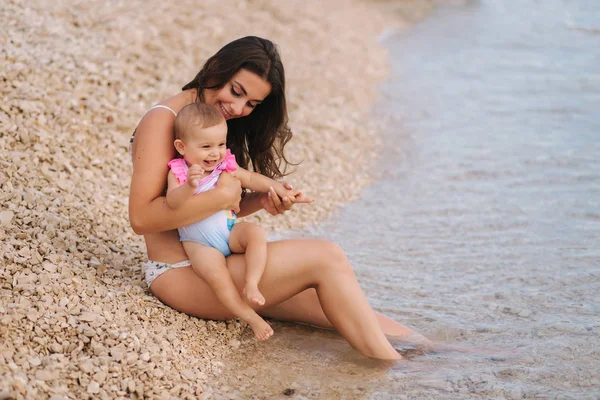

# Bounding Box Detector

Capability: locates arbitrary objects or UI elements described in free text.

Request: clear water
[218,1,600,398]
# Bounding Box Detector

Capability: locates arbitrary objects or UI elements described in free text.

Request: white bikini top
[146,104,177,117]
[130,104,177,143]
[129,104,178,160]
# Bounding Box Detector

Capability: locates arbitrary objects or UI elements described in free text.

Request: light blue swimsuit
[168,157,237,256]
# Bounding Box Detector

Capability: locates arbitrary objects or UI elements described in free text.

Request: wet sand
[0,0,433,398]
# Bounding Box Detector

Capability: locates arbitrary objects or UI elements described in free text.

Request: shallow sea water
[218,1,600,398]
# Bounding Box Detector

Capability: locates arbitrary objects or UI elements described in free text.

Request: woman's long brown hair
[182,36,295,179]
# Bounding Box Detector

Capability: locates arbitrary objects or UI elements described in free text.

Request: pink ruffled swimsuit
[167,150,237,256]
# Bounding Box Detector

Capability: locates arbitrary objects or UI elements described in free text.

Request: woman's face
[203,69,272,120]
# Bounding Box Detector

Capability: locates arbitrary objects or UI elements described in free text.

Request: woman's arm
[165,165,207,209]
[236,183,314,218]
[236,192,266,218]
[234,167,297,198]
[128,110,242,234]
[165,171,194,209]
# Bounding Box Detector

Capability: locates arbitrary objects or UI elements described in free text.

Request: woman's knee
[314,240,353,275]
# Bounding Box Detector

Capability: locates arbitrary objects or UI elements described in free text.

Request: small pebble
[87,381,100,394]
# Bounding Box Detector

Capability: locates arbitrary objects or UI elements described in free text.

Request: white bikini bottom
[143,260,191,288]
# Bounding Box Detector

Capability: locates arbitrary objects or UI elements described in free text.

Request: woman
[129,36,427,360]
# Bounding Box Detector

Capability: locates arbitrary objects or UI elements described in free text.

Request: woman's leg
[263,289,422,336]
[229,222,267,306]
[262,283,432,348]
[151,239,401,360]
[182,242,273,340]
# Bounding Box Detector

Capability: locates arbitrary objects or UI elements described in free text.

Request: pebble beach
[0,1,433,399]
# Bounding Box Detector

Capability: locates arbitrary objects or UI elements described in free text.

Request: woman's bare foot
[389,332,436,352]
[247,315,273,341]
[243,284,265,306]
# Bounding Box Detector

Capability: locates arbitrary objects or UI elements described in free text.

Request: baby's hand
[187,164,205,188]
[287,189,313,204]
[273,186,295,200]
[263,185,314,216]
[286,188,304,200]
[273,186,310,203]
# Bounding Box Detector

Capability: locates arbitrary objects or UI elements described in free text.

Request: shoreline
[0,0,432,398]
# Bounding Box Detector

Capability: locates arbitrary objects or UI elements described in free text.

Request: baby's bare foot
[243,284,265,306]
[247,316,273,341]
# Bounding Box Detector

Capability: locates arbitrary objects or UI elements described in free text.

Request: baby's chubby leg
[182,241,273,340]
[229,222,268,307]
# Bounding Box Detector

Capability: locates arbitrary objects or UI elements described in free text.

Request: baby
[166,102,302,340]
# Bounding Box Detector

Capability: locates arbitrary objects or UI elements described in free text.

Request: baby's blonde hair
[174,103,225,140]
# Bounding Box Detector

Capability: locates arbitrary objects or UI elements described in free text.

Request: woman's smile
[218,102,233,119]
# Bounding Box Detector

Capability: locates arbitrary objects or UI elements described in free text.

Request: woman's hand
[216,172,243,213]
[261,182,314,216]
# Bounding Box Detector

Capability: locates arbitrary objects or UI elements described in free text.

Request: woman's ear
[174,139,185,156]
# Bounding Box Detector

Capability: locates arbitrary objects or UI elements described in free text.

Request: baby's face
[182,121,228,172]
